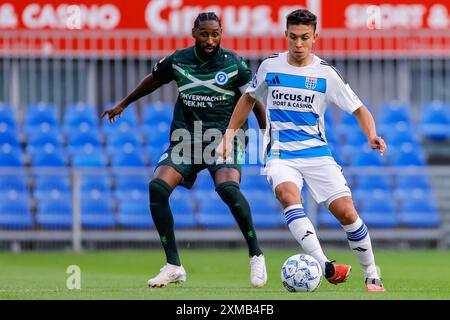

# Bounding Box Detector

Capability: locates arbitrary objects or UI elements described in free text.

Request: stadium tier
[0,101,443,230]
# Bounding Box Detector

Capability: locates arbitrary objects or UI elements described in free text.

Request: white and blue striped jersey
[246,52,363,160]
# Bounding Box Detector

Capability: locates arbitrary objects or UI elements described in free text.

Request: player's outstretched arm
[353,105,387,156]
[217,93,257,159]
[100,74,164,123]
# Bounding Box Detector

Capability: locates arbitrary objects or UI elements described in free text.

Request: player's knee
[333,206,358,225]
[275,188,300,207]
[149,178,172,205]
[216,181,249,209]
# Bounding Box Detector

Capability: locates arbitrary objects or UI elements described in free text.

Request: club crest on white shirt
[305,77,318,90]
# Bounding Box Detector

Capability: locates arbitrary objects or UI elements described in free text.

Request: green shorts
[155,140,245,189]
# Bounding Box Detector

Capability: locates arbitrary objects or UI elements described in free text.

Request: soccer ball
[281,254,323,292]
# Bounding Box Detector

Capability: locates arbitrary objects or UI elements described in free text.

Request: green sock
[216,181,263,257]
[149,178,180,266]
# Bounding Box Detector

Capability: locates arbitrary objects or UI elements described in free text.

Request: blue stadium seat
[67,130,102,153]
[116,188,153,229]
[359,190,398,228]
[63,102,97,129]
[356,174,391,191]
[245,191,281,228]
[142,122,171,146]
[197,191,235,228]
[350,146,384,166]
[378,101,412,125]
[71,145,108,167]
[0,143,23,167]
[193,171,215,190]
[240,172,270,191]
[170,188,197,228]
[0,123,20,147]
[383,121,418,147]
[346,130,367,146]
[419,101,450,140]
[389,143,426,166]
[36,191,72,229]
[115,172,149,192]
[329,145,346,166]
[79,170,112,193]
[317,205,341,228]
[106,130,142,154]
[325,126,340,146]
[142,102,173,126]
[0,103,17,127]
[25,102,58,129]
[32,144,67,167]
[0,171,27,192]
[143,142,170,165]
[81,190,116,229]
[34,169,71,198]
[0,190,33,229]
[111,144,147,167]
[395,173,432,191]
[397,189,439,228]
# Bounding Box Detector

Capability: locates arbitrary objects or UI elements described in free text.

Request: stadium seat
[81,190,116,229]
[359,190,398,228]
[378,101,412,125]
[110,144,147,167]
[67,130,102,153]
[143,142,170,165]
[317,205,341,228]
[0,190,33,229]
[0,102,17,127]
[170,188,197,228]
[79,169,112,193]
[34,169,71,198]
[419,101,450,141]
[245,191,281,228]
[116,188,153,229]
[346,130,367,146]
[115,172,149,192]
[356,174,391,191]
[383,121,418,147]
[141,122,171,146]
[36,191,72,229]
[329,145,346,166]
[397,189,440,228]
[0,123,20,147]
[240,172,270,191]
[63,102,97,129]
[197,191,235,228]
[106,130,143,154]
[71,145,108,167]
[0,143,23,167]
[0,170,27,193]
[394,173,432,192]
[142,101,173,126]
[31,144,67,167]
[390,143,426,166]
[193,171,215,190]
[25,102,58,129]
[349,146,384,167]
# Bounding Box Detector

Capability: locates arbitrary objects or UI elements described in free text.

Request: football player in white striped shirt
[217,9,386,292]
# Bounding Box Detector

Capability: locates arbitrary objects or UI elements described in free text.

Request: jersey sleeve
[326,67,363,114]
[236,56,253,90]
[245,62,268,102]
[151,54,175,84]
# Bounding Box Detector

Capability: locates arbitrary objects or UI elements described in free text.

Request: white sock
[284,204,329,275]
[341,217,379,279]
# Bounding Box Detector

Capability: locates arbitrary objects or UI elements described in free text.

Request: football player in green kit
[101,12,268,288]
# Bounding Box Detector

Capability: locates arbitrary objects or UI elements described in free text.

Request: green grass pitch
[0,249,449,300]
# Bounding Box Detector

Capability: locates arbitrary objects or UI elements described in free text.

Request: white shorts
[264,156,351,208]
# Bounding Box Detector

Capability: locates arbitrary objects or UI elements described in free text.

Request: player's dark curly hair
[193,12,222,29]
[286,9,317,31]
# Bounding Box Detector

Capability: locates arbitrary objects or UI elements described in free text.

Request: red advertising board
[0,0,449,56]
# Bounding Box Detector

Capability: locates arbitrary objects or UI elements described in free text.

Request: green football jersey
[152,46,252,142]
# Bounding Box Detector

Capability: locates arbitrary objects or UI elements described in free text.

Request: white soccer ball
[281,254,323,292]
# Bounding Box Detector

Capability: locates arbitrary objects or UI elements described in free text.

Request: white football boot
[147,263,187,288]
[250,254,267,288]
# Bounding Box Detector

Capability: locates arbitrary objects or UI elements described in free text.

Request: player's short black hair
[193,12,222,29]
[286,9,317,31]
